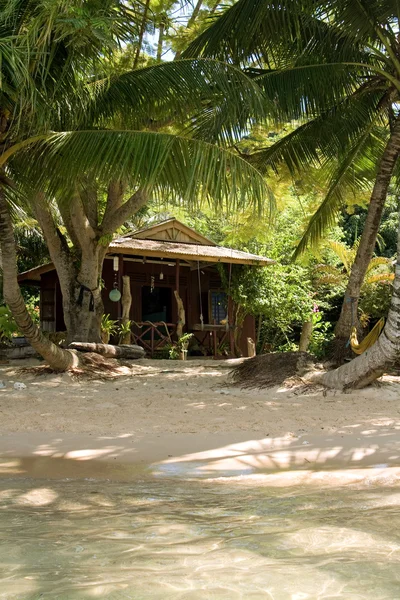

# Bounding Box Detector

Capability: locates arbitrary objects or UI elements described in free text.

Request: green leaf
[91,59,268,146]
[14,129,273,214]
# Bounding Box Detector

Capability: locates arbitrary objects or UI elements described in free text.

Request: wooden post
[117,255,124,319]
[174,259,185,340]
[247,337,256,358]
[174,290,185,339]
[213,325,218,357]
[121,275,132,344]
[175,259,180,294]
[228,296,235,356]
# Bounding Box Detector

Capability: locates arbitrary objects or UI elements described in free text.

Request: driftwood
[68,342,145,359]
[174,290,185,339]
[121,276,132,344]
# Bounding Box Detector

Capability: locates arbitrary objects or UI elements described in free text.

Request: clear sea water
[0,462,400,599]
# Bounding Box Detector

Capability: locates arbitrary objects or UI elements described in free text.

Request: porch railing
[130,321,235,358]
[131,321,176,358]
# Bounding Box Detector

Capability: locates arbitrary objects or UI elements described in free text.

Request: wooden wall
[38,257,256,356]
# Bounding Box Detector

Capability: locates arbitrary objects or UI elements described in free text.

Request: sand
[0,358,399,479]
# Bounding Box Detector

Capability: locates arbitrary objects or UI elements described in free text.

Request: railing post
[213,320,217,357]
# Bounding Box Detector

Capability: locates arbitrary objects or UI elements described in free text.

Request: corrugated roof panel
[110,238,273,265]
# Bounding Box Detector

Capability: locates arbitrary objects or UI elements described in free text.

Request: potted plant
[101,314,118,344]
[168,332,193,360]
[118,320,132,344]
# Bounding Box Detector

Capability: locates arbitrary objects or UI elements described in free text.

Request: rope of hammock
[225,260,232,331]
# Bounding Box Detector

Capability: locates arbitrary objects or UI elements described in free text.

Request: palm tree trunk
[174,0,204,60]
[332,117,400,362]
[0,188,75,370]
[133,0,151,69]
[320,208,400,390]
[157,18,165,62]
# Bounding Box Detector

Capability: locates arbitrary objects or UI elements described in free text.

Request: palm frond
[366,255,394,272]
[253,63,382,121]
[364,272,395,284]
[249,88,388,175]
[90,59,268,146]
[314,271,345,286]
[324,240,354,272]
[324,0,399,47]
[0,0,143,135]
[183,0,367,66]
[13,130,273,214]
[293,113,386,258]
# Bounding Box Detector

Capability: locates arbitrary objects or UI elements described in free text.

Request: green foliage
[0,306,19,344]
[168,332,194,359]
[3,0,273,257]
[168,344,180,360]
[220,263,314,352]
[118,320,132,344]
[185,0,400,257]
[308,311,334,359]
[0,298,40,344]
[313,240,394,290]
[341,192,400,258]
[359,282,393,321]
[101,314,118,336]
[118,320,132,336]
[14,221,50,273]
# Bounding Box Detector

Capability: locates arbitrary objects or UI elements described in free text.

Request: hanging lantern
[159,271,164,281]
[109,286,121,302]
[109,255,121,301]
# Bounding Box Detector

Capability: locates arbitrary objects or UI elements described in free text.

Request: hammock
[350,317,385,355]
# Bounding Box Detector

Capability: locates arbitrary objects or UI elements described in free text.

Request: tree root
[19,352,136,380]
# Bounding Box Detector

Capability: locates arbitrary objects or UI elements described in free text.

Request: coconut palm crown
[184,0,400,251]
[0,0,274,370]
[183,0,400,361]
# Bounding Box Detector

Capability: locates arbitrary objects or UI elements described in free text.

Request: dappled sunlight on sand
[1,359,400,445]
[0,360,400,596]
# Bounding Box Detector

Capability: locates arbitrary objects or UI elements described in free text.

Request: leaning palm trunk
[333,118,400,361]
[320,212,400,390]
[0,188,76,371]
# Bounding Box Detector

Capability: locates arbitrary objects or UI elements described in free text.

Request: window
[209,290,227,324]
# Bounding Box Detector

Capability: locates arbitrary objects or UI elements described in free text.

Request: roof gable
[128,218,217,246]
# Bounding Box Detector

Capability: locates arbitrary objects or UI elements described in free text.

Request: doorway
[141,286,172,323]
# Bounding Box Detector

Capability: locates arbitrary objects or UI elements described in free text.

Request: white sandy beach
[0,358,398,481]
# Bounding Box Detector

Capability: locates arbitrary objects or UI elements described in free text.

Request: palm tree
[184,0,400,362]
[318,216,400,389]
[0,0,270,369]
[314,239,394,290]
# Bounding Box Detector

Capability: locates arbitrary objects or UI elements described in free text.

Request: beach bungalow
[18,219,273,357]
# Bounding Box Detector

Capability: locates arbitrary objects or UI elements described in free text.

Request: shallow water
[1,471,400,599]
